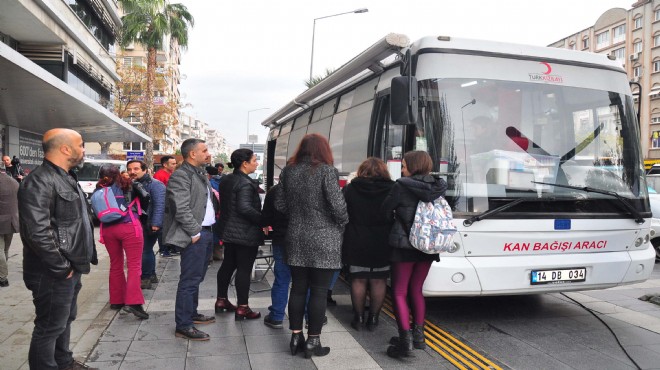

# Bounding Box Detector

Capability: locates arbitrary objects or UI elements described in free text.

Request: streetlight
[247,108,270,144]
[309,8,368,82]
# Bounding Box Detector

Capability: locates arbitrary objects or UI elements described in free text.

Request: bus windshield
[416,78,649,215]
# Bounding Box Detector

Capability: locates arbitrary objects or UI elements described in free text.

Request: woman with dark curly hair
[342,157,394,332]
[95,164,149,319]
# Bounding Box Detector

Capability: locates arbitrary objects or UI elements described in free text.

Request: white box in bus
[470,150,560,191]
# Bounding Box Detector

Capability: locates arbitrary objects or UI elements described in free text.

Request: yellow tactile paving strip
[382,297,502,370]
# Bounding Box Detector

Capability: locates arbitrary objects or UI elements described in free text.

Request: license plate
[531,268,586,285]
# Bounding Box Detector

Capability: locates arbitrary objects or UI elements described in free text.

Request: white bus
[261,34,655,296]
[74,158,127,200]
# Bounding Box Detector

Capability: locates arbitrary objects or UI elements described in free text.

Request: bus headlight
[447,242,460,253]
[644,234,650,244]
[635,237,643,247]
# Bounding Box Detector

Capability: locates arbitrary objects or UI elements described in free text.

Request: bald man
[18,128,97,370]
[2,155,24,182]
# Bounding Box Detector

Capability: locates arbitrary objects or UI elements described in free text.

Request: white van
[74,158,126,200]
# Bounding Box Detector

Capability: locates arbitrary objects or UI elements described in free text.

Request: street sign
[126,151,145,161]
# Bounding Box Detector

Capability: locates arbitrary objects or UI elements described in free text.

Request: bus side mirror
[391,76,418,125]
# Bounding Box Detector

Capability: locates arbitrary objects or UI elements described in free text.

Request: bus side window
[371,95,403,161]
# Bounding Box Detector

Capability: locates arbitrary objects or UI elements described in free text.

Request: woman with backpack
[215,148,264,320]
[342,158,394,332]
[94,165,150,319]
[381,151,447,358]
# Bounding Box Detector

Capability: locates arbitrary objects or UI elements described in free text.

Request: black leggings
[288,266,337,335]
[216,243,258,305]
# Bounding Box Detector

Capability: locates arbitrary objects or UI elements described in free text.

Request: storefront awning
[0,42,150,143]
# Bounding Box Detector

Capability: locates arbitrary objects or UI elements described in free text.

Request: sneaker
[110,303,124,310]
[175,326,210,341]
[160,250,172,258]
[0,278,8,287]
[140,279,152,290]
[305,315,328,329]
[263,314,284,329]
[123,304,149,319]
[192,313,216,324]
[150,274,159,284]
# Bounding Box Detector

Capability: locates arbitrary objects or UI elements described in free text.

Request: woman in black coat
[382,151,447,358]
[342,158,394,331]
[215,149,264,320]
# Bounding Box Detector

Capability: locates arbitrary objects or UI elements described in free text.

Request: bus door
[371,94,405,179]
[265,139,276,190]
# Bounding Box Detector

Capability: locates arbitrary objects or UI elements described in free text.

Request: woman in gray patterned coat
[276,133,348,358]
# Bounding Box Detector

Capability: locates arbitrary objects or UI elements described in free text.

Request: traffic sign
[126,151,145,161]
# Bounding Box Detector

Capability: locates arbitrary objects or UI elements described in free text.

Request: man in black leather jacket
[19,128,96,370]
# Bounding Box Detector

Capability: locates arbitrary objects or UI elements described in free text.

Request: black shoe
[150,274,159,284]
[110,303,124,310]
[175,326,210,341]
[413,324,426,349]
[123,304,149,319]
[140,279,152,290]
[192,313,216,324]
[366,312,379,331]
[326,290,337,306]
[290,332,305,355]
[62,359,97,370]
[387,329,412,358]
[0,278,8,287]
[264,314,284,329]
[304,335,330,358]
[350,312,364,331]
[169,249,180,256]
[305,315,327,329]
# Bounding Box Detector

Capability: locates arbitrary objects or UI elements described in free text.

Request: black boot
[326,290,337,306]
[365,312,379,331]
[387,329,412,358]
[413,324,426,349]
[350,312,364,331]
[290,332,305,356]
[304,335,330,358]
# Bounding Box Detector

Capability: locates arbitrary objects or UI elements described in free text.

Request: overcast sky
[178,0,631,149]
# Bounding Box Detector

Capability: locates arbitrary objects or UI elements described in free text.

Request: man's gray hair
[181,138,205,159]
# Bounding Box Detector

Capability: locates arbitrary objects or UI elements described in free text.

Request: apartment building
[0,0,149,169]
[550,0,660,163]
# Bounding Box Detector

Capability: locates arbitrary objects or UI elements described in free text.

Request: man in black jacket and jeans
[19,128,96,370]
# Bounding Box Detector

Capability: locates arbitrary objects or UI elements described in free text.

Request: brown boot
[214,297,237,313]
[235,305,261,320]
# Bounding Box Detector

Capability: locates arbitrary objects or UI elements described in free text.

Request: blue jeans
[267,244,291,321]
[142,228,161,278]
[175,229,212,330]
[24,270,82,370]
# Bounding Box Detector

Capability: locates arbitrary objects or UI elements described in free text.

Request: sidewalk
[0,230,448,370]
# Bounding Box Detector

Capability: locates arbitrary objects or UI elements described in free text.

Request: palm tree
[304,68,336,88]
[118,0,193,169]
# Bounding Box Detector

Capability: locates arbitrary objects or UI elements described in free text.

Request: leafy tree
[114,61,179,155]
[304,68,335,88]
[118,0,194,169]
[214,152,229,173]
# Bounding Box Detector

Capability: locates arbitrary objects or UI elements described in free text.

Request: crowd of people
[1,129,448,368]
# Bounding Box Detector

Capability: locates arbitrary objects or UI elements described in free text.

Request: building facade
[0,0,149,169]
[550,0,660,163]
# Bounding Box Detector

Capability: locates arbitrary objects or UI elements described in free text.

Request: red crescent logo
[540,62,552,75]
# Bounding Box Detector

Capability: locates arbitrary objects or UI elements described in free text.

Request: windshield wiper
[532,181,645,224]
[463,198,526,227]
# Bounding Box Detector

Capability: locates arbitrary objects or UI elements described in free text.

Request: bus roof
[410,36,625,71]
[261,34,626,129]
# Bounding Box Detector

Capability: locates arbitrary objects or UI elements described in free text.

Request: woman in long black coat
[342,158,394,331]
